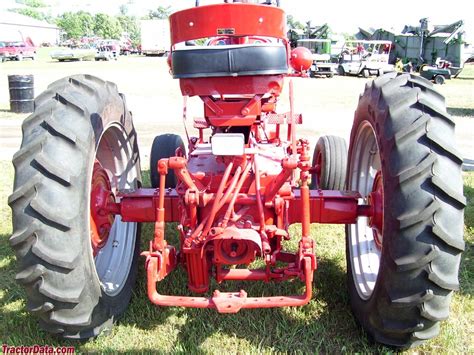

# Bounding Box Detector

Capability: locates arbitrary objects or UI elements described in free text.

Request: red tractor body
[102,3,369,311]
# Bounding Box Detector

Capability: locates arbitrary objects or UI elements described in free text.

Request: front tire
[310,135,347,190]
[9,75,141,339]
[434,75,445,85]
[150,134,185,188]
[346,72,465,348]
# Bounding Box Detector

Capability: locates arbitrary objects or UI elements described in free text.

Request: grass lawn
[0,159,473,353]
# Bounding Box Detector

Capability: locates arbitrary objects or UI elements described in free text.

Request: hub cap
[348,121,384,300]
[315,150,322,188]
[90,161,115,256]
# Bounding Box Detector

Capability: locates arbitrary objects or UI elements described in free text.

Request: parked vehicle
[140,19,170,56]
[420,66,451,84]
[434,57,463,77]
[95,45,118,61]
[97,40,120,58]
[50,45,96,61]
[338,40,394,77]
[297,39,337,77]
[0,38,36,61]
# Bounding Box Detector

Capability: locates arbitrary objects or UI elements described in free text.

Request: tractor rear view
[9,1,465,349]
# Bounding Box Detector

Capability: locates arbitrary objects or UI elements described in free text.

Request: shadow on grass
[454,77,474,80]
[459,238,473,296]
[448,107,474,117]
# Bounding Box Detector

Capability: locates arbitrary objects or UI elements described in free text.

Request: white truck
[140,20,170,56]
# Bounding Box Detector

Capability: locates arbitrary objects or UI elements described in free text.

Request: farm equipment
[338,40,395,77]
[9,1,465,349]
[419,58,461,84]
[420,66,451,84]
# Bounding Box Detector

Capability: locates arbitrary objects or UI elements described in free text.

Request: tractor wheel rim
[348,121,383,300]
[91,124,138,297]
[368,171,384,250]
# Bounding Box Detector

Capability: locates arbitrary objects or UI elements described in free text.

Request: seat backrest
[171,44,288,79]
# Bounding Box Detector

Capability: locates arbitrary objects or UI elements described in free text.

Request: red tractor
[9,1,464,348]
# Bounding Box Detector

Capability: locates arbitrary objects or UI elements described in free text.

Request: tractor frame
[90,3,379,312]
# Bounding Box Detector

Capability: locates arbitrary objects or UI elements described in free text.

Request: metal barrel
[8,74,34,113]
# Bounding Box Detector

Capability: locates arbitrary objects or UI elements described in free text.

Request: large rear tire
[9,75,141,339]
[150,134,185,189]
[346,72,465,348]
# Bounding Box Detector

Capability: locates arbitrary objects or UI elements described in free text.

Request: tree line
[8,1,172,46]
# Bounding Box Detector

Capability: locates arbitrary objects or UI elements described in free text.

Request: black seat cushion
[172,44,288,79]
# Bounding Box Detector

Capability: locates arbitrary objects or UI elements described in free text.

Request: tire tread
[346,73,464,348]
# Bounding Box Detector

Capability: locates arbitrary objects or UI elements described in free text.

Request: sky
[2,0,473,40]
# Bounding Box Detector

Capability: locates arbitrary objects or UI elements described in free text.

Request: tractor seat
[171,44,288,79]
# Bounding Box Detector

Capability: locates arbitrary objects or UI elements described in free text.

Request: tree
[56,12,83,39]
[117,15,140,46]
[9,0,55,24]
[147,6,171,19]
[10,8,44,21]
[287,15,305,31]
[287,15,305,48]
[56,11,97,39]
[77,11,94,37]
[15,0,46,7]
[93,13,121,39]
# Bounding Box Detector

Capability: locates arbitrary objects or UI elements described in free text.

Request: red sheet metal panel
[169,4,286,44]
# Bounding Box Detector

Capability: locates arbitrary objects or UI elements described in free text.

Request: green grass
[0,160,473,353]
